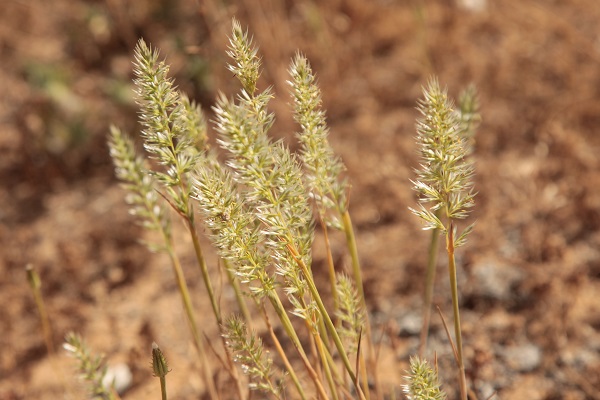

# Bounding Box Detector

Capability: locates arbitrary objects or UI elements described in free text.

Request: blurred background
[1,0,599,398]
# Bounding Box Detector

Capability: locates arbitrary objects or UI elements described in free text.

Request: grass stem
[321,219,339,314]
[188,221,221,323]
[26,264,54,355]
[261,306,306,400]
[418,224,440,357]
[224,260,252,328]
[446,225,467,400]
[269,291,330,399]
[184,192,246,400]
[166,247,219,400]
[288,244,365,400]
[160,376,167,400]
[342,210,376,398]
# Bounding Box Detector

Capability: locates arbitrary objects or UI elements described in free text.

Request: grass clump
[410,79,479,400]
[72,17,483,400]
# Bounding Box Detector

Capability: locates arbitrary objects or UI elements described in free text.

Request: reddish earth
[1,1,600,399]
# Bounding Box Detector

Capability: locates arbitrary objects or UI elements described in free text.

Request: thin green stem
[358,352,370,400]
[446,225,467,400]
[419,225,440,357]
[172,175,221,327]
[188,221,247,400]
[260,304,305,400]
[268,291,304,355]
[342,211,374,348]
[268,293,329,400]
[341,211,367,324]
[314,325,339,400]
[317,313,352,396]
[188,221,221,322]
[302,307,337,400]
[160,376,167,400]
[224,260,252,328]
[320,336,350,396]
[26,264,54,355]
[321,219,339,314]
[165,247,218,400]
[341,210,376,399]
[288,245,365,400]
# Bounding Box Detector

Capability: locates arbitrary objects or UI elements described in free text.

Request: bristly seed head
[403,356,447,400]
[151,342,171,378]
[409,77,477,247]
[227,18,262,95]
[289,53,348,229]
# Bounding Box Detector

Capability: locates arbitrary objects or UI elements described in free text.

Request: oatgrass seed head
[335,273,365,352]
[409,78,476,247]
[215,22,316,319]
[456,84,480,151]
[227,18,262,95]
[212,91,274,191]
[133,39,203,218]
[224,315,279,395]
[108,126,171,250]
[289,53,348,229]
[212,92,314,316]
[192,163,276,298]
[403,356,446,400]
[179,93,209,153]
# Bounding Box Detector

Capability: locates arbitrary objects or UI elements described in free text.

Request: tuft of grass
[97,18,483,400]
[418,84,480,357]
[410,78,477,400]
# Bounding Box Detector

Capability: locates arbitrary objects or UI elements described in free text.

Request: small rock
[501,343,542,372]
[397,312,422,336]
[103,362,133,394]
[471,260,524,301]
[560,345,600,369]
[458,0,488,12]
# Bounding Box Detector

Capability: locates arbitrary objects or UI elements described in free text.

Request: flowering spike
[411,78,476,246]
[403,356,446,400]
[151,342,171,378]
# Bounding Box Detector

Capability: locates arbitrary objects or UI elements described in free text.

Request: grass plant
[63,18,482,400]
[409,79,478,400]
[418,85,479,357]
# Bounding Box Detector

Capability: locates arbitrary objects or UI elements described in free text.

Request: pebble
[471,260,524,301]
[102,362,133,394]
[458,0,488,12]
[501,343,542,372]
[397,312,422,336]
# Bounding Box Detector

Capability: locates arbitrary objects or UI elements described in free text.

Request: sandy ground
[1,1,600,399]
